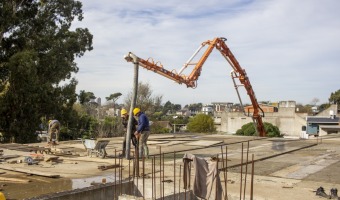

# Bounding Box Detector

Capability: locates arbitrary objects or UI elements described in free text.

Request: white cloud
[72,0,340,106]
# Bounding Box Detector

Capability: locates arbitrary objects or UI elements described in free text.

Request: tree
[106,92,122,103]
[78,90,96,105]
[187,114,215,133]
[236,122,281,137]
[310,98,320,106]
[0,0,93,143]
[163,101,182,115]
[124,82,163,115]
[185,103,202,115]
[329,89,340,105]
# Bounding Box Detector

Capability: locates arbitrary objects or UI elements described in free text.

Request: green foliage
[0,0,93,143]
[78,90,96,104]
[150,123,171,134]
[105,92,122,102]
[236,122,281,137]
[329,89,340,105]
[187,114,215,133]
[162,101,181,115]
[185,103,202,113]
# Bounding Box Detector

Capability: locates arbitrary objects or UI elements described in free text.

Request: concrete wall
[216,107,307,137]
[25,181,139,200]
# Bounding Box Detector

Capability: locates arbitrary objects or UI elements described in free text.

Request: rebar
[143,156,145,199]
[250,154,254,200]
[152,157,154,200]
[160,147,162,200]
[173,151,176,200]
[115,149,117,198]
[243,141,250,200]
[239,142,243,200]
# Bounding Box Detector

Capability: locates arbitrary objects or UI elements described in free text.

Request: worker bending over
[133,108,150,159]
[48,119,60,145]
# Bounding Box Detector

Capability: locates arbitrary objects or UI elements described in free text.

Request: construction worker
[0,192,6,200]
[120,108,138,158]
[48,119,60,145]
[133,108,150,159]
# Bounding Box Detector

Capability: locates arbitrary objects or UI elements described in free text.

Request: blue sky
[72,0,340,107]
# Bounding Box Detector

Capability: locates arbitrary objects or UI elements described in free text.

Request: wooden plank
[0,165,60,178]
[0,177,31,183]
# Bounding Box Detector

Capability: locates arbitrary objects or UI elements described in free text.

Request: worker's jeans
[138,131,150,158]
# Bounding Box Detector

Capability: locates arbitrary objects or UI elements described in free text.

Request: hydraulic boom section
[124,37,266,137]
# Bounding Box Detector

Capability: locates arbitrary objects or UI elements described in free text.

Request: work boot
[316,187,330,199]
[330,188,339,199]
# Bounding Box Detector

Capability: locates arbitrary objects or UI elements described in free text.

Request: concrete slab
[155,141,189,146]
[185,140,223,146]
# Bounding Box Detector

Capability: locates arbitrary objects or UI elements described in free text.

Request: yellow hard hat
[121,109,128,116]
[0,192,6,200]
[133,108,141,116]
[48,120,52,124]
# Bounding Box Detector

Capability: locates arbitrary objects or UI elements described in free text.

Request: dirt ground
[1,133,340,200]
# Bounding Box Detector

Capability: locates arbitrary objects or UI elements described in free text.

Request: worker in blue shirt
[133,108,150,159]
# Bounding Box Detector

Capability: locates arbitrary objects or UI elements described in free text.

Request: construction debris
[97,164,120,171]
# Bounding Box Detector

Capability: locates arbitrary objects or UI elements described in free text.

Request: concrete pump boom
[124,37,266,137]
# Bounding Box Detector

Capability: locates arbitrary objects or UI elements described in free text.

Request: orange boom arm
[125,37,266,137]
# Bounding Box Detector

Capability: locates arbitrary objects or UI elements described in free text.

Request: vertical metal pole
[154,155,157,198]
[215,155,219,200]
[243,141,250,200]
[152,157,154,200]
[133,151,136,196]
[126,53,139,160]
[179,165,182,200]
[129,155,131,195]
[189,162,191,200]
[143,156,145,199]
[221,145,227,200]
[163,152,165,200]
[160,147,162,200]
[114,149,117,198]
[174,151,176,200]
[226,146,228,200]
[120,157,122,195]
[250,154,254,200]
[239,143,243,200]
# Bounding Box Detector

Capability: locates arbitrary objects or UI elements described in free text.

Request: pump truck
[125,37,266,137]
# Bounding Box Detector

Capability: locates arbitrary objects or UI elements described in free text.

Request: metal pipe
[124,52,139,160]
[231,70,246,116]
[178,44,206,75]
